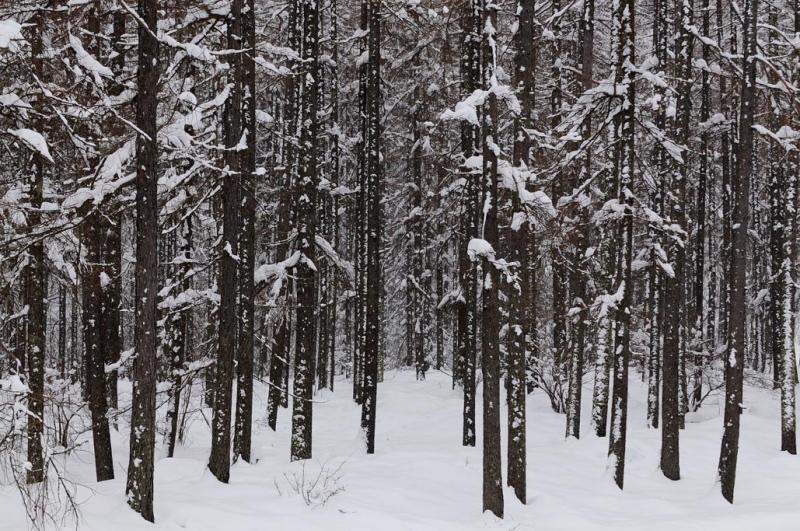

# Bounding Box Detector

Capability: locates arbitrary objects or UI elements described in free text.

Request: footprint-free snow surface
[4,370,800,530]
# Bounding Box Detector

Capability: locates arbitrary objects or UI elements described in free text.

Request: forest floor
[4,368,800,530]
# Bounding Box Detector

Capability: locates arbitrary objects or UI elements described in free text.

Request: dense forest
[0,0,799,528]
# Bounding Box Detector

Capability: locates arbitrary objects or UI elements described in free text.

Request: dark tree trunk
[718,0,757,504]
[234,0,257,465]
[481,3,503,518]
[436,267,444,370]
[565,0,594,441]
[459,0,482,449]
[83,212,114,483]
[24,7,47,484]
[549,0,568,401]
[411,83,426,380]
[506,0,536,504]
[692,0,711,409]
[661,0,693,482]
[766,3,796,455]
[360,0,381,455]
[266,10,299,428]
[102,8,127,419]
[291,0,321,461]
[167,219,193,458]
[352,0,369,405]
[58,284,67,379]
[607,0,635,490]
[327,0,341,391]
[126,0,160,520]
[209,0,242,483]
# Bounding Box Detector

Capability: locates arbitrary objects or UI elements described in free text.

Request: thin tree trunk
[459,0,482,449]
[24,6,47,484]
[266,21,298,427]
[234,0,257,465]
[436,267,444,370]
[691,0,711,409]
[360,0,381,455]
[167,218,192,458]
[565,0,594,441]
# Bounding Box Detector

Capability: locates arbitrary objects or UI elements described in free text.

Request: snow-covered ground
[3,370,800,531]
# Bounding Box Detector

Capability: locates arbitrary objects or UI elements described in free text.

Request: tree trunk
[436,267,444,370]
[691,0,711,409]
[83,212,115,482]
[24,6,47,484]
[266,17,299,428]
[718,0,757,504]
[209,0,242,483]
[234,0,257,465]
[661,0,693,482]
[565,0,594,441]
[459,0,482,449]
[126,0,160,520]
[607,0,635,490]
[480,2,503,518]
[167,219,192,458]
[291,0,321,461]
[506,0,535,503]
[360,0,382,455]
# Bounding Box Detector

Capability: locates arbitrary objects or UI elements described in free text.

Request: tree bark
[459,0,482,449]
[480,2,503,518]
[234,0,257,465]
[506,0,535,503]
[718,0,758,504]
[565,0,594,441]
[291,0,321,461]
[360,0,382,455]
[607,0,635,490]
[126,0,160,520]
[24,6,47,484]
[209,0,242,483]
[661,0,693,482]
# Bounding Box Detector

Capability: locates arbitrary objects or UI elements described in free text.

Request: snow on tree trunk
[718,0,758,504]
[607,0,636,491]
[126,0,160,520]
